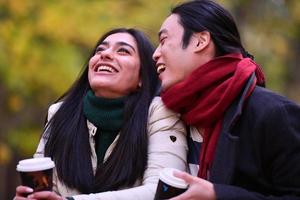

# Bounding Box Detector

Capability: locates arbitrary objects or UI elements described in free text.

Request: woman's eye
[118,48,130,54]
[95,47,105,53]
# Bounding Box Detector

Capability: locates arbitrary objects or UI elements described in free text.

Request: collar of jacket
[209,73,256,183]
[223,73,256,132]
[87,120,97,136]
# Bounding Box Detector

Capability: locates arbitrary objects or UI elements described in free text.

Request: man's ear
[194,31,211,52]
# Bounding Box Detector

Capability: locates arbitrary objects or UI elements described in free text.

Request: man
[153,0,300,199]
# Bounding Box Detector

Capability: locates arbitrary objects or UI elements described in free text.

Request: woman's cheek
[89,56,98,67]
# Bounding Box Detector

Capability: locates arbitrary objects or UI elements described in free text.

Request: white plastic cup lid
[159,168,188,189]
[16,157,55,172]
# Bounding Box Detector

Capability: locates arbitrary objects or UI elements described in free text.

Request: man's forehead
[158,14,182,37]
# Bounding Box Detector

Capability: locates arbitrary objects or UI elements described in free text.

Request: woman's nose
[100,48,114,60]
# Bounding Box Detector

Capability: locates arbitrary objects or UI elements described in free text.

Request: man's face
[153,14,199,91]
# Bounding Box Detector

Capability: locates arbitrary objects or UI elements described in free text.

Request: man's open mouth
[156,64,166,74]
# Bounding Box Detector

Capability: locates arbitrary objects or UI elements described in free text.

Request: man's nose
[152,46,161,62]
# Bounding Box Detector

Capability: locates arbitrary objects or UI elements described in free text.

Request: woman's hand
[170,171,216,200]
[14,186,34,200]
[27,191,64,200]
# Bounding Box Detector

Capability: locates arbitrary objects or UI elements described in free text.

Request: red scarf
[161,53,265,179]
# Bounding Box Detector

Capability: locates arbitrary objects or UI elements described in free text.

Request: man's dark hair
[172,0,253,59]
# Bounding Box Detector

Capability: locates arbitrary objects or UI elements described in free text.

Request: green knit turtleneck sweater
[83,90,125,165]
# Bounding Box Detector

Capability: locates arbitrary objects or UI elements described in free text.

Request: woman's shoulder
[148,96,180,118]
[47,102,63,121]
[149,96,164,108]
[147,96,185,134]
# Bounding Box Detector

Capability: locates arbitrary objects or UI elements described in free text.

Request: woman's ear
[194,31,211,52]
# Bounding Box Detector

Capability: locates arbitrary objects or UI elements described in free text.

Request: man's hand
[170,171,216,200]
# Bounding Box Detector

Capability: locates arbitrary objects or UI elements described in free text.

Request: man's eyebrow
[158,29,168,39]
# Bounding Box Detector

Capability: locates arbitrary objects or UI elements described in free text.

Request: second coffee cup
[154,168,188,200]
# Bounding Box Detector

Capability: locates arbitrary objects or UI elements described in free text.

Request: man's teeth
[157,64,166,74]
[97,65,115,73]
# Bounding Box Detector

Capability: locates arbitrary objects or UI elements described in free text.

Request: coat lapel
[209,74,256,183]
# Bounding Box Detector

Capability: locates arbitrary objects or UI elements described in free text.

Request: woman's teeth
[97,65,116,73]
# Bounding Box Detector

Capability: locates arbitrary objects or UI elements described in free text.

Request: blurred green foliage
[0,0,181,161]
[0,0,299,198]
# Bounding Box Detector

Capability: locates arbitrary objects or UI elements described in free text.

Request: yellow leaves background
[0,0,299,198]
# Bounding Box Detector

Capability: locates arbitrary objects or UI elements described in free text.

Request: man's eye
[160,37,167,45]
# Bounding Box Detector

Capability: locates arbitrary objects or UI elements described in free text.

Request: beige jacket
[34,97,187,200]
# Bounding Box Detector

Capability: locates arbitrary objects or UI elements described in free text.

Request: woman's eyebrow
[99,41,109,46]
[98,41,136,52]
[116,41,136,52]
[96,42,109,50]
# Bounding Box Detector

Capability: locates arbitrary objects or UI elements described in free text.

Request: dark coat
[210,85,300,200]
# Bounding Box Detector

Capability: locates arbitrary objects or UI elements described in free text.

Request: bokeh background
[0,0,299,199]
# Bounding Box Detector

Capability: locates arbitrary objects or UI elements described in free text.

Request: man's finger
[173,170,195,184]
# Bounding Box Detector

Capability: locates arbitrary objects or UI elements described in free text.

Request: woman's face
[88,32,141,98]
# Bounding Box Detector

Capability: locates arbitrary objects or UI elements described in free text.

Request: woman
[15,28,187,200]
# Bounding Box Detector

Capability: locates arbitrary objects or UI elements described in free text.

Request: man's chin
[160,81,172,92]
[161,79,184,93]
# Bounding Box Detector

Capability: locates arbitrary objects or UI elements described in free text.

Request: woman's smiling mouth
[95,64,119,73]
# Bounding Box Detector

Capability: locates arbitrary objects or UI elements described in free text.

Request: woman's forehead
[103,33,137,48]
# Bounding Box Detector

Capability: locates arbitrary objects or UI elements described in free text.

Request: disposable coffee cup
[154,168,188,200]
[16,157,55,194]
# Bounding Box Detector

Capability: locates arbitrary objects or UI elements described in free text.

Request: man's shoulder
[248,86,298,110]
[241,86,300,129]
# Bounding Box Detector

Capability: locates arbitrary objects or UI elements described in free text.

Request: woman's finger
[15,185,34,198]
[28,191,63,200]
[16,185,34,194]
[13,196,29,200]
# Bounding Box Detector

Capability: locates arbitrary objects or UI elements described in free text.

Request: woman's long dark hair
[172,0,253,59]
[43,28,159,193]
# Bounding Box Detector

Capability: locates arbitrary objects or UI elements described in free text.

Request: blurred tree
[227,0,300,100]
[0,0,179,198]
[0,0,299,199]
